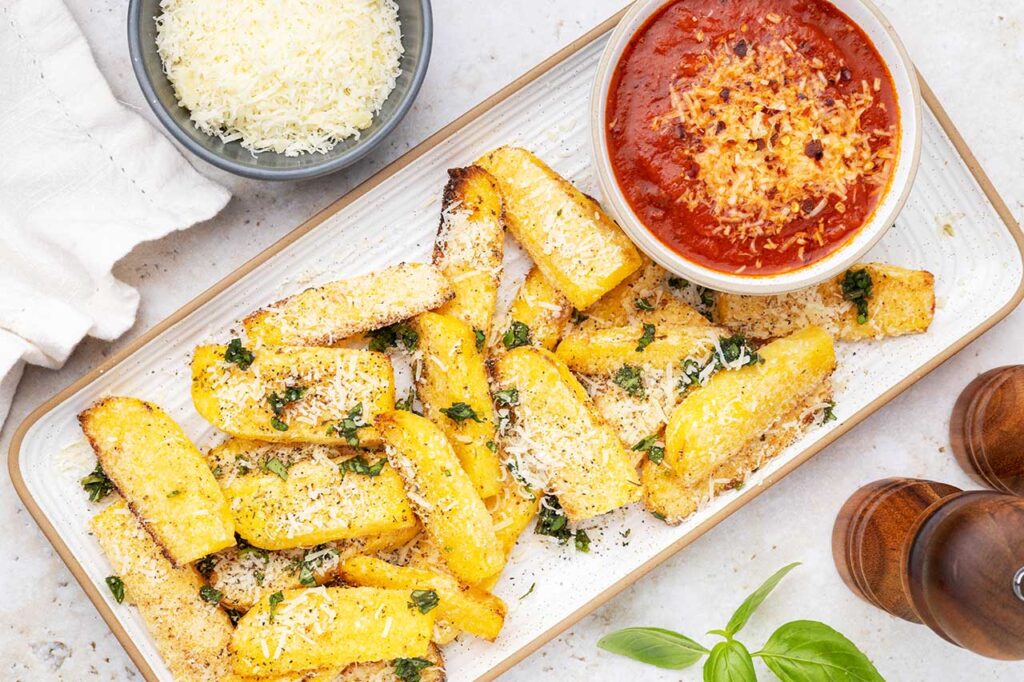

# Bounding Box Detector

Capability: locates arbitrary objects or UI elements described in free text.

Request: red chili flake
[840,67,853,81]
[824,97,835,107]
[719,87,731,102]
[752,138,766,151]
[805,139,824,160]
[734,40,748,57]
[684,160,700,178]
[715,120,726,134]
[675,124,687,140]
[801,198,818,214]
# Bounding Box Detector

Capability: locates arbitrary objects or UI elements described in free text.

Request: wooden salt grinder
[950,365,1024,494]
[833,478,1024,659]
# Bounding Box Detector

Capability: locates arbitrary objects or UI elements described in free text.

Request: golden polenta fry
[413,312,503,498]
[664,326,836,485]
[714,263,935,341]
[376,410,505,584]
[91,500,233,680]
[493,266,572,352]
[476,146,642,309]
[644,380,832,523]
[230,587,433,676]
[341,556,507,641]
[555,324,720,376]
[207,439,416,550]
[492,346,641,521]
[244,262,454,347]
[79,397,234,565]
[580,257,709,331]
[192,345,394,447]
[433,166,505,334]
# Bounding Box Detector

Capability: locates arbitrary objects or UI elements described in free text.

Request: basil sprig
[597,563,884,681]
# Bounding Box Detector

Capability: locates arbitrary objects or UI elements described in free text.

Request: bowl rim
[127,0,433,182]
[590,0,923,295]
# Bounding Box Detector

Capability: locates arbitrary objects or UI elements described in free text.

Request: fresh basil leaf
[597,627,708,670]
[755,620,884,682]
[704,640,756,682]
[473,327,486,351]
[105,575,125,604]
[268,591,284,622]
[725,562,800,636]
[263,456,289,481]
[224,338,254,370]
[408,589,439,614]
[502,320,532,349]
[393,657,432,682]
[440,402,483,423]
[199,586,222,604]
[81,463,115,502]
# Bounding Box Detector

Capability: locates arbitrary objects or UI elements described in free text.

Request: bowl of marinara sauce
[591,0,921,294]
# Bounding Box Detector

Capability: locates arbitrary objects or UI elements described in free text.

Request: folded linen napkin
[0,0,230,431]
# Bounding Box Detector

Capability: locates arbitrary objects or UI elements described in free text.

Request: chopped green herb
[393,657,433,682]
[632,435,659,452]
[270,416,289,432]
[486,440,498,454]
[635,297,655,312]
[648,446,665,464]
[440,402,483,423]
[81,463,115,503]
[409,589,440,614]
[368,322,419,352]
[236,534,269,561]
[652,511,667,521]
[225,608,244,626]
[667,277,687,289]
[502,320,532,349]
[717,334,762,367]
[199,586,222,605]
[167,489,182,498]
[696,286,716,320]
[263,456,289,481]
[224,338,254,370]
[614,364,645,398]
[535,494,572,543]
[821,400,837,423]
[575,529,591,553]
[519,582,536,600]
[678,358,703,391]
[493,388,519,407]
[268,385,307,416]
[571,309,589,325]
[195,556,217,577]
[636,323,656,352]
[298,563,315,587]
[633,434,665,464]
[268,591,284,622]
[212,465,224,478]
[395,388,418,413]
[327,403,366,445]
[338,455,386,478]
[841,268,874,324]
[474,327,486,351]
[105,575,125,603]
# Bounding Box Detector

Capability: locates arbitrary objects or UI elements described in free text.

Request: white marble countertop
[3,1,1024,680]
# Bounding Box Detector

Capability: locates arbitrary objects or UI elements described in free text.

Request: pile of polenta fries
[80,146,935,681]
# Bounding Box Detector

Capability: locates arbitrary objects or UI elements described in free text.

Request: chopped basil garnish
[842,268,874,324]
[633,434,665,464]
[473,327,486,351]
[718,334,762,367]
[635,297,655,312]
[614,364,645,398]
[268,386,307,416]
[393,657,433,682]
[263,456,289,481]
[668,276,687,289]
[268,591,284,622]
[575,529,591,553]
[440,402,483,423]
[486,440,498,453]
[493,388,519,407]
[81,463,114,502]
[298,563,315,587]
[167,489,182,498]
[195,556,217,577]
[519,582,536,600]
[105,575,125,603]
[409,589,440,614]
[199,586,222,604]
[270,416,289,432]
[368,322,419,352]
[502,320,532,349]
[338,455,386,478]
[821,400,837,423]
[636,323,656,352]
[224,338,254,370]
[327,403,366,445]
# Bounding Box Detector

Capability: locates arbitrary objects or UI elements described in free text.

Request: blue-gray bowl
[127,0,432,181]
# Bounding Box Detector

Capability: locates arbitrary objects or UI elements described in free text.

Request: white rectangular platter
[10,13,1024,682]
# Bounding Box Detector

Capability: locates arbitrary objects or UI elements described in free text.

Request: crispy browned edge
[433,165,507,264]
[7,8,1024,681]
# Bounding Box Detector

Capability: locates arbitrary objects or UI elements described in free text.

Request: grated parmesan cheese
[155,0,404,156]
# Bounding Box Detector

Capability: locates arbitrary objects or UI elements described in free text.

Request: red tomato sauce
[606,0,899,275]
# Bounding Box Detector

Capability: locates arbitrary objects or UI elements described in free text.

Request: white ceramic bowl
[591,0,922,295]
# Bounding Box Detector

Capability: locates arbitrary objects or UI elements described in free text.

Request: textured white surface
[2,1,1024,681]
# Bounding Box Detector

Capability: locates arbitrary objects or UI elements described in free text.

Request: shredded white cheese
[155,0,404,156]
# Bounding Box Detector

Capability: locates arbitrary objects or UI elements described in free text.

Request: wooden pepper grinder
[833,479,1024,659]
[950,365,1024,494]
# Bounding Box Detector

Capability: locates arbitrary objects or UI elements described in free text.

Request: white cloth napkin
[0,0,230,431]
